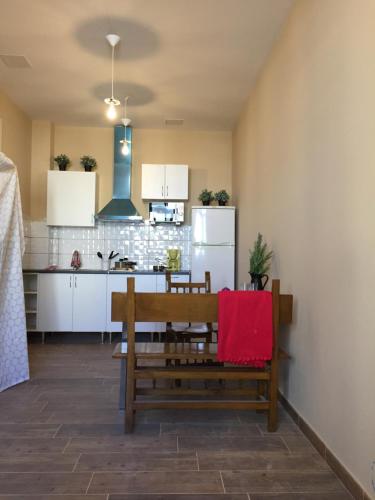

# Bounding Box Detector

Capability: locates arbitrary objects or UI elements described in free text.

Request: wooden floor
[0,333,353,499]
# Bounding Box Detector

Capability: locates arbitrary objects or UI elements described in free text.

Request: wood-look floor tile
[88,471,223,494]
[179,436,287,452]
[249,493,354,499]
[141,409,240,424]
[0,453,79,472]
[0,472,91,494]
[0,438,69,454]
[56,423,159,437]
[161,422,262,437]
[109,495,248,500]
[44,400,118,410]
[198,451,329,471]
[0,424,59,438]
[258,422,303,435]
[0,496,106,500]
[48,409,122,424]
[221,470,347,493]
[76,451,197,472]
[66,435,176,453]
[281,435,320,454]
[0,410,52,424]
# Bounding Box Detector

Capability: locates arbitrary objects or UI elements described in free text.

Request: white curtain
[0,152,29,391]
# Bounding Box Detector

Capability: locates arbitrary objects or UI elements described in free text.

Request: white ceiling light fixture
[104,34,121,120]
[120,96,131,156]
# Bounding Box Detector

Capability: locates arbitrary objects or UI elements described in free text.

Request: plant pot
[84,167,92,172]
[249,272,269,290]
[218,200,227,206]
[202,200,211,206]
[58,166,67,171]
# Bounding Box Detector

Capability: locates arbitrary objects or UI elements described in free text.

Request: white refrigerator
[191,206,235,292]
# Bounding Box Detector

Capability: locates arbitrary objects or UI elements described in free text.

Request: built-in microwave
[148,202,184,224]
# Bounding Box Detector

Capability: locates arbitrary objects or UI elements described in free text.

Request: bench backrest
[112,278,293,325]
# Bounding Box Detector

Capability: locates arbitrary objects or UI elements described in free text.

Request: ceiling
[0,0,294,130]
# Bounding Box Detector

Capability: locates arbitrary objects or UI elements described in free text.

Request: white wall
[233,0,375,497]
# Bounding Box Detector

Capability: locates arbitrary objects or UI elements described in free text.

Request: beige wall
[133,129,232,223]
[32,126,232,223]
[233,0,375,496]
[30,121,54,220]
[0,88,31,216]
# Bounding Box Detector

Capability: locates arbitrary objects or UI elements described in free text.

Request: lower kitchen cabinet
[37,273,106,332]
[72,274,107,331]
[106,274,157,333]
[34,272,190,337]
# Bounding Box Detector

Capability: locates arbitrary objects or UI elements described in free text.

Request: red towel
[217,290,273,367]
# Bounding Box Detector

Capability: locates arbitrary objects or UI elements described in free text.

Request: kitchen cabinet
[23,273,39,334]
[141,164,188,200]
[37,273,106,333]
[47,171,96,227]
[106,274,157,333]
[37,274,73,332]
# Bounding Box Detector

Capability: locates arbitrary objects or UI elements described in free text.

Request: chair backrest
[166,271,211,294]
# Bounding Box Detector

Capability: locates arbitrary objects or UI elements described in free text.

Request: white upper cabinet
[141,164,188,200]
[141,164,165,199]
[164,164,188,200]
[47,171,96,226]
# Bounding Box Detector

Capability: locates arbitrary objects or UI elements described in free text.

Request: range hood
[96,126,142,222]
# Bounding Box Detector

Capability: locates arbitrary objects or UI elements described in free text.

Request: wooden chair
[165,271,213,343]
[112,277,293,433]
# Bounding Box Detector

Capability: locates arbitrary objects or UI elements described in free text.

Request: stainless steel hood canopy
[96,126,142,222]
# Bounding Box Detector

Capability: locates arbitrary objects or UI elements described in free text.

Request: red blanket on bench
[217,290,273,367]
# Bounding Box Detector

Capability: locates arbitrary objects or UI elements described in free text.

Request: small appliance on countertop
[114,258,137,271]
[149,202,184,224]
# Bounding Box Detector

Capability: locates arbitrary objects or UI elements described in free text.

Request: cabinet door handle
[166,185,168,197]
[74,276,77,288]
[70,276,72,288]
[162,185,164,197]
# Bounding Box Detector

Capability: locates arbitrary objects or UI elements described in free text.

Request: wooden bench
[112,277,293,433]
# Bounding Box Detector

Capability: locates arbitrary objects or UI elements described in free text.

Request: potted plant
[80,155,97,172]
[54,154,70,171]
[214,189,230,206]
[198,189,214,206]
[249,233,273,290]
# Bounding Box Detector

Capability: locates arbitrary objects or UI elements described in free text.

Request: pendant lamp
[120,96,131,156]
[104,34,120,120]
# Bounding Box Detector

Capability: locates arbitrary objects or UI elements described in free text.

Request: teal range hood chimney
[96,126,142,222]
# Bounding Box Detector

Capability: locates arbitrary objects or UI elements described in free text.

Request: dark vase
[218,200,227,206]
[84,166,92,172]
[249,272,269,290]
[58,165,67,171]
[202,200,211,206]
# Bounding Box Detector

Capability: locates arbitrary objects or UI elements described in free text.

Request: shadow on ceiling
[74,17,160,60]
[92,81,155,106]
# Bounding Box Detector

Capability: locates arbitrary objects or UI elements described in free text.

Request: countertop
[23,269,191,275]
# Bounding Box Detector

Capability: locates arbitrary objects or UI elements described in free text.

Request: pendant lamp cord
[111,45,114,99]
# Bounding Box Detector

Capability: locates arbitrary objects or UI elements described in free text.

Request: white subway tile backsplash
[59,238,104,255]
[30,237,49,254]
[30,221,49,238]
[24,236,31,253]
[23,220,191,271]
[23,221,31,237]
[24,253,49,269]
